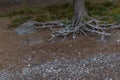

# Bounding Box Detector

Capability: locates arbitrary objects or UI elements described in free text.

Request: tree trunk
[72,0,88,27]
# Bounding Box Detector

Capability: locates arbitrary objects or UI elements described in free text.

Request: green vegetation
[0,4,73,28]
[0,1,120,28]
[0,4,73,20]
[9,16,30,28]
[86,1,120,23]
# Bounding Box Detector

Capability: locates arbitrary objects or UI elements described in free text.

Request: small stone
[105,77,113,80]
[78,52,81,54]
[86,70,89,73]
[14,21,36,35]
[54,59,58,62]
[109,78,112,80]
[28,64,31,67]
[69,44,72,47]
[117,39,120,42]
[75,50,78,52]
[53,53,56,55]
[28,56,32,61]
[58,69,62,72]
[32,51,36,54]
[68,78,72,80]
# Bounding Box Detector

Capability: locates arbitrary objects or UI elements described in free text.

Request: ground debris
[0,53,120,80]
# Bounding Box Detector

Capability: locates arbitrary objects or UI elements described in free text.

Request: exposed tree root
[32,21,65,30]
[29,18,120,41]
[48,18,120,41]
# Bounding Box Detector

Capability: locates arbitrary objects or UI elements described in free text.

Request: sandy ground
[0,17,120,79]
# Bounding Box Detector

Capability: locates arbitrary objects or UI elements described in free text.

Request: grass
[1,4,73,21]
[0,1,120,28]
[86,1,120,23]
[0,4,73,28]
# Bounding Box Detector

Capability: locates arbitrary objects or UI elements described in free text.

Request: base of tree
[33,18,120,41]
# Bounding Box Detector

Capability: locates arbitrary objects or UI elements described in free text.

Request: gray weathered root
[48,19,120,41]
[31,19,120,41]
[33,20,65,30]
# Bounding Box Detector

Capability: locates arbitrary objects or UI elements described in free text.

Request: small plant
[9,16,31,28]
[61,19,71,26]
[85,0,94,11]
[35,14,51,22]
[102,1,113,7]
[0,14,4,17]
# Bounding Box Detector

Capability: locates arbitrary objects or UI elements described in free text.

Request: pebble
[0,53,120,80]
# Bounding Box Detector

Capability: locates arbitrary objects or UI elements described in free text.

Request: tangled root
[48,18,120,41]
[31,18,120,41]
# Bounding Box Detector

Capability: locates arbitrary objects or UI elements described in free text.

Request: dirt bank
[0,17,120,79]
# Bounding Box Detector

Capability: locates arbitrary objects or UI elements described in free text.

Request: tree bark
[72,0,88,27]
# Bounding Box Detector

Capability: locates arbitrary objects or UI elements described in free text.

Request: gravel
[0,53,120,80]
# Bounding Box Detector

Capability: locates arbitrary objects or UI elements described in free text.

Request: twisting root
[28,19,120,41]
[48,18,120,41]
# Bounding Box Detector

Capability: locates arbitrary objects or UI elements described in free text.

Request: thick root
[31,20,65,30]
